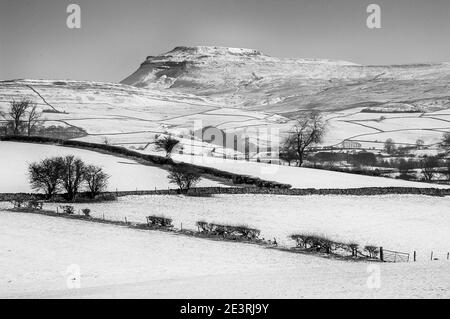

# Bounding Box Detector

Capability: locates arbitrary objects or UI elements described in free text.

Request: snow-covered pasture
[1,80,449,160]
[1,212,449,298]
[30,194,450,259]
[171,153,450,189]
[322,110,450,148]
[0,141,224,193]
[0,80,284,157]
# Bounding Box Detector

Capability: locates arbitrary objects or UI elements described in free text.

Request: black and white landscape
[0,0,449,299]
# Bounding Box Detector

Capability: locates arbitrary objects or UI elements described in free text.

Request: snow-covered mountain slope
[121,46,450,114]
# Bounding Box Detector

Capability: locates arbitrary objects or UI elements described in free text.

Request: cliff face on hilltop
[121,46,450,114]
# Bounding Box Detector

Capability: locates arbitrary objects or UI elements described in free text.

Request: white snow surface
[171,153,450,189]
[1,79,449,157]
[1,212,449,299]
[0,141,224,193]
[31,194,450,258]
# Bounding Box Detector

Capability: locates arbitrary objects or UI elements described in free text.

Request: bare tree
[415,139,425,150]
[60,155,86,200]
[279,147,297,166]
[168,165,201,192]
[155,136,181,158]
[282,112,326,167]
[84,165,109,198]
[441,132,450,150]
[26,103,41,136]
[0,123,6,136]
[384,138,396,155]
[397,158,415,180]
[352,152,377,167]
[28,158,64,199]
[364,245,380,259]
[1,100,32,135]
[421,156,439,182]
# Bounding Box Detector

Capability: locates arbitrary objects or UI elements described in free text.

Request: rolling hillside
[1,47,449,157]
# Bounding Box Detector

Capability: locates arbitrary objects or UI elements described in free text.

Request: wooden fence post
[447,252,449,260]
[431,251,434,261]
[413,251,416,262]
[380,247,384,262]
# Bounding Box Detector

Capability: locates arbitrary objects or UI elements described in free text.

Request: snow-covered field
[17,194,448,259]
[0,141,224,193]
[171,153,450,189]
[322,110,450,148]
[2,140,445,193]
[0,79,285,157]
[1,212,449,299]
[1,79,449,160]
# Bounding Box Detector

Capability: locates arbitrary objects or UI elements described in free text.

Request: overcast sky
[0,0,449,82]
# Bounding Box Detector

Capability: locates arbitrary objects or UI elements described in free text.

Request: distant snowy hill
[1,47,449,156]
[121,46,450,114]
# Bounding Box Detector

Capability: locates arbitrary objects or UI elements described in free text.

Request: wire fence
[381,247,450,263]
[430,251,450,261]
[9,202,450,264]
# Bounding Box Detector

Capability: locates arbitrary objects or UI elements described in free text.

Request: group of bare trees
[385,132,450,155]
[0,99,41,136]
[280,111,327,167]
[28,155,109,200]
[279,112,450,184]
[383,133,450,182]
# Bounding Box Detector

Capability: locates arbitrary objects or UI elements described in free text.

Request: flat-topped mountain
[121,46,450,114]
